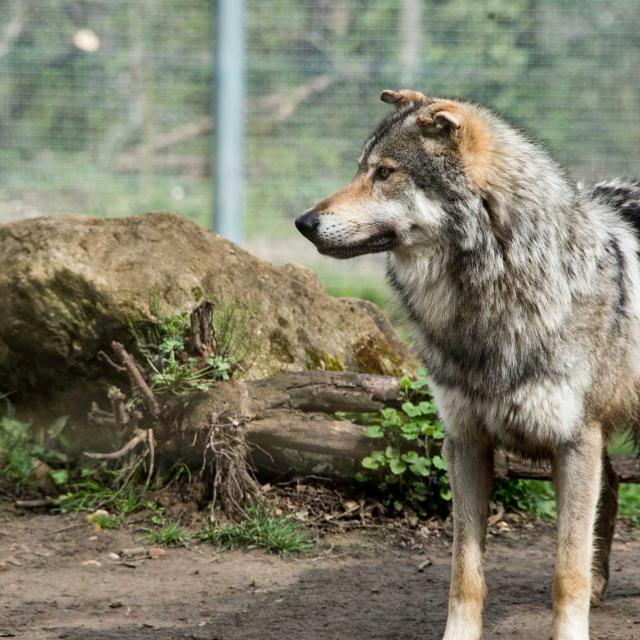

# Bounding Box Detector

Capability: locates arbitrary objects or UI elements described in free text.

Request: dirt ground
[1,512,639,640]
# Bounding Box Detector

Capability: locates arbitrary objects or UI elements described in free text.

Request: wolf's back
[589,178,640,239]
[590,179,640,450]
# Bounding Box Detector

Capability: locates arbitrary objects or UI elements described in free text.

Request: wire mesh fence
[2,0,640,294]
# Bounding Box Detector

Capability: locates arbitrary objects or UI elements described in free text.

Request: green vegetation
[620,485,640,525]
[56,468,146,518]
[131,300,257,396]
[144,507,193,546]
[3,1,638,242]
[318,273,389,309]
[0,407,68,491]
[355,369,450,516]
[200,504,314,555]
[493,479,556,521]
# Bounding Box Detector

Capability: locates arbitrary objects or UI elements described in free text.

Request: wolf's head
[295,89,537,260]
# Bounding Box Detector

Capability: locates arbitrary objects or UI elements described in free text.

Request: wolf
[295,89,640,640]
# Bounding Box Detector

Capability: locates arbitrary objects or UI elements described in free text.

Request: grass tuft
[200,504,314,555]
[145,521,193,546]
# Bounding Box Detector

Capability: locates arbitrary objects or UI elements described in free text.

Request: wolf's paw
[551,619,589,640]
[442,619,483,640]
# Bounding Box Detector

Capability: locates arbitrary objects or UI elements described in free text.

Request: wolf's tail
[589,179,640,450]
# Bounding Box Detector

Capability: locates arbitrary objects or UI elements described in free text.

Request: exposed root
[84,427,149,460]
[86,302,261,514]
[202,413,260,522]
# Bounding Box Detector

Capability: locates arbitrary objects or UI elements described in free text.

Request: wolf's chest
[431,379,585,450]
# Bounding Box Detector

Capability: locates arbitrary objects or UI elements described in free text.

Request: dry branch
[110,341,160,418]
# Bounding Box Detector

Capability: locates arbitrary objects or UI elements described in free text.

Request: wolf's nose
[295,211,320,237]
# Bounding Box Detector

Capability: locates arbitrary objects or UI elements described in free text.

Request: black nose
[295,211,320,238]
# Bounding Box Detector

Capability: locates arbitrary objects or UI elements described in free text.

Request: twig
[15,498,56,509]
[108,386,130,428]
[53,521,87,535]
[111,341,160,418]
[97,350,127,372]
[145,428,156,489]
[88,403,118,428]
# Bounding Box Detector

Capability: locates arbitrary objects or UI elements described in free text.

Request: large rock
[0,213,415,393]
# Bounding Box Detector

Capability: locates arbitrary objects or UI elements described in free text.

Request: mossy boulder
[0,213,416,394]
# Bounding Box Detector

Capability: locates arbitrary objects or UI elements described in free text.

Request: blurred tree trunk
[399,0,423,85]
[129,0,155,200]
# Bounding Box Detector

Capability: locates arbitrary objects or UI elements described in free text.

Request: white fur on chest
[431,377,588,451]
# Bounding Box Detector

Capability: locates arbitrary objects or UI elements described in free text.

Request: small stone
[120,547,147,558]
[81,559,102,568]
[107,552,120,560]
[417,558,433,572]
[149,547,167,560]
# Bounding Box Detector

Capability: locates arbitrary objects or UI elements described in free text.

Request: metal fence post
[212,0,245,243]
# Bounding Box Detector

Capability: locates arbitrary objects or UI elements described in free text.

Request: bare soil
[1,511,639,640]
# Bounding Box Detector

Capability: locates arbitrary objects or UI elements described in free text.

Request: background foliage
[2,1,640,294]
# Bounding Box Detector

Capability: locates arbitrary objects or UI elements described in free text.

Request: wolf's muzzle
[295,210,320,239]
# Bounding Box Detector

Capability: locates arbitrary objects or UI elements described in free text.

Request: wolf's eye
[375,166,394,181]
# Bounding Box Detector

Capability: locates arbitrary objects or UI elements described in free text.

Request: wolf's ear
[416,108,462,134]
[380,89,429,110]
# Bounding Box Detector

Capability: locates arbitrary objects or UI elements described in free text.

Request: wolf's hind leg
[441,434,493,640]
[551,426,603,640]
[591,450,619,604]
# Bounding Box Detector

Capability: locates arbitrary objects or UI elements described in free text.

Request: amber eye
[376,166,394,181]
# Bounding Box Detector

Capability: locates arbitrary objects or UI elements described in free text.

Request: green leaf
[418,400,435,414]
[399,376,412,390]
[364,425,384,439]
[401,401,422,417]
[389,459,407,475]
[393,500,404,512]
[420,423,438,437]
[401,451,418,462]
[412,482,429,497]
[381,407,397,421]
[362,456,381,470]
[354,472,368,483]
[410,378,429,389]
[381,407,400,426]
[49,469,69,486]
[432,455,447,471]
[409,457,430,476]
[385,446,400,460]
[400,422,420,440]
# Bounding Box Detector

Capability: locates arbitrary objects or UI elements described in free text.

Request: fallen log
[495,452,640,483]
[172,370,401,478]
[85,369,640,483]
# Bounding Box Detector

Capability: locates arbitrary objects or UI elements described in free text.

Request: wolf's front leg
[442,434,493,640]
[552,426,603,640]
